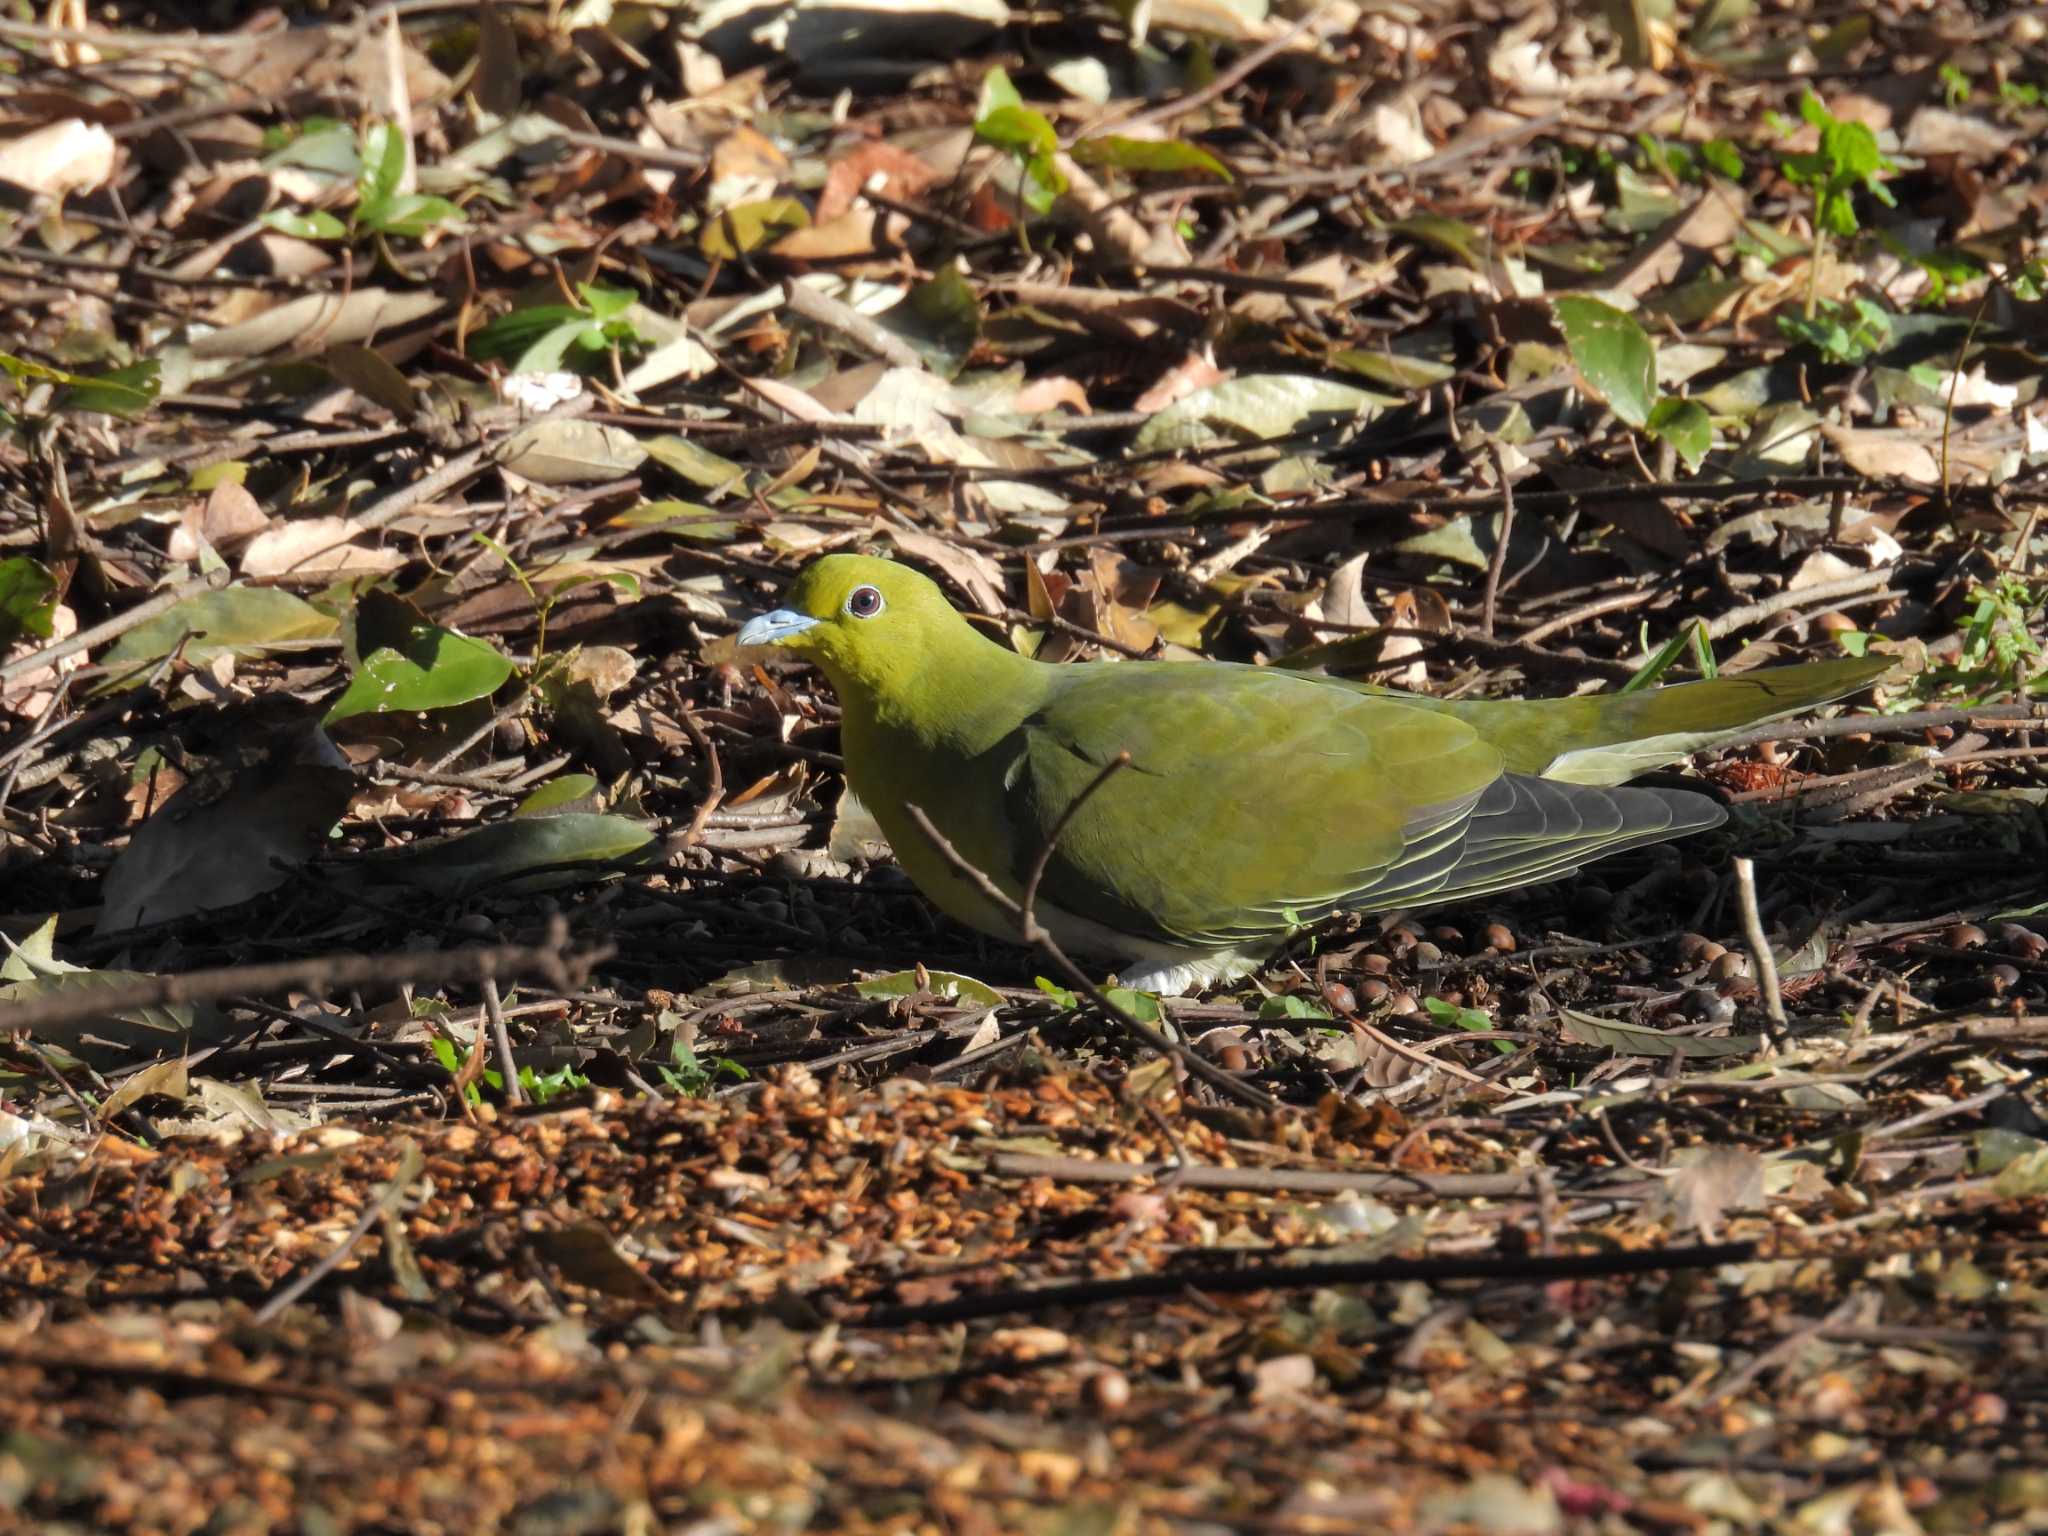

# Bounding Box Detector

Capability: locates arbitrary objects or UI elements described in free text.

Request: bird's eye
[845,585,885,619]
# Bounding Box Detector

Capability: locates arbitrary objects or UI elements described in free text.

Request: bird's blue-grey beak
[736,609,820,648]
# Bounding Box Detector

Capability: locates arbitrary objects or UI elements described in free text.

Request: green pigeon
[735,554,1885,994]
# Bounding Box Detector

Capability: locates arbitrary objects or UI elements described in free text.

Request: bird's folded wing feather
[1000,665,1724,947]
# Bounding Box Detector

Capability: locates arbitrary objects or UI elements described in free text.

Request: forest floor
[3,1,2048,1531]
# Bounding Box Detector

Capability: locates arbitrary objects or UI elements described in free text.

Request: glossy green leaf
[1257,993,1333,1021]
[103,587,339,670]
[366,192,466,238]
[977,105,1058,159]
[976,65,1024,120]
[263,208,347,240]
[468,303,594,363]
[1070,135,1230,182]
[516,774,601,816]
[324,620,515,724]
[1553,296,1657,428]
[358,121,408,220]
[0,556,58,647]
[1646,396,1712,468]
[262,119,358,176]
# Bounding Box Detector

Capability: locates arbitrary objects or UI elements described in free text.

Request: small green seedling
[467,283,649,375]
[974,67,1066,225]
[1775,93,1897,316]
[1777,295,1894,364]
[263,120,466,244]
[657,1036,749,1098]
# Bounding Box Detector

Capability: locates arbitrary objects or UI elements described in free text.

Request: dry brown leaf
[0,119,117,197]
[886,526,1006,616]
[1134,351,1228,414]
[816,139,942,222]
[168,481,271,564]
[240,517,403,578]
[191,289,447,359]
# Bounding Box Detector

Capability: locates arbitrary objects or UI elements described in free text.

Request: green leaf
[358,121,408,221]
[263,208,347,240]
[976,104,1059,160]
[1699,138,1743,180]
[516,774,601,816]
[1624,618,1709,692]
[1102,986,1162,1022]
[855,970,1005,1007]
[1070,136,1230,182]
[1034,977,1079,1009]
[1552,296,1657,428]
[1646,396,1712,469]
[323,620,515,724]
[577,283,636,323]
[55,360,160,419]
[468,303,593,364]
[1820,119,1882,182]
[1018,152,1066,215]
[1258,994,1333,1021]
[1422,994,1510,1051]
[102,586,339,670]
[365,192,465,238]
[976,65,1024,121]
[0,556,59,647]
[699,197,810,260]
[263,119,358,176]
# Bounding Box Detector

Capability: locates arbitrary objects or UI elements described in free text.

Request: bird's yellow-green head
[736,553,982,698]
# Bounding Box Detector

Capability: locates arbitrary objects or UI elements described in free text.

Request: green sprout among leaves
[657,1036,749,1098]
[974,67,1066,228]
[467,282,649,376]
[263,120,466,245]
[1777,92,1897,317]
[1777,295,1895,364]
[427,1036,591,1106]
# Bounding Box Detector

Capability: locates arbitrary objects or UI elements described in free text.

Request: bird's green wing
[1348,656,1888,784]
[1001,664,1722,949]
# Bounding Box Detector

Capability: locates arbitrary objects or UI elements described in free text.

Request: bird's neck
[832,622,1051,762]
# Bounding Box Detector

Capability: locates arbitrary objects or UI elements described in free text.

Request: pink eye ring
[845,585,885,619]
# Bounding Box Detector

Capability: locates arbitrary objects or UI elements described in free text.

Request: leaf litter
[2,0,2048,1530]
